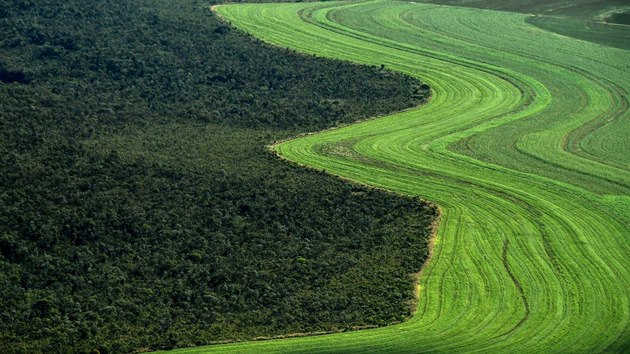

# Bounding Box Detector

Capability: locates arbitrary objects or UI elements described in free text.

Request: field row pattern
[186,1,630,352]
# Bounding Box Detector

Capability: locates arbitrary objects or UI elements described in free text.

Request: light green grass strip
[171,1,630,352]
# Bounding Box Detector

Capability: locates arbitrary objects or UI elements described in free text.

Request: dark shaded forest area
[0,0,434,352]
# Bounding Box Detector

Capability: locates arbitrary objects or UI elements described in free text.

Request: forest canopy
[0,0,434,352]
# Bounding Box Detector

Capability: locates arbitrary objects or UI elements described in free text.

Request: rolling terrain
[171,0,630,352]
[421,0,630,50]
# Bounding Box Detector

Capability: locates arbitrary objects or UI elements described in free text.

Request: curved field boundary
[171,1,630,352]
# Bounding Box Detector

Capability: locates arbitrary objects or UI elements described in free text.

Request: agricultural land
[163,0,629,352]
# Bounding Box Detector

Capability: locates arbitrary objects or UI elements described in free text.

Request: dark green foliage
[0,0,433,352]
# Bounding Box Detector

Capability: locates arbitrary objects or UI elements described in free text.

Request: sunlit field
[170,1,630,352]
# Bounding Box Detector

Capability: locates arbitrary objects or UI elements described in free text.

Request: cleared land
[169,1,630,352]
[421,0,630,50]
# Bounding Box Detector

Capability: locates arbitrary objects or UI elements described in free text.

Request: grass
[419,0,630,50]
[165,1,630,352]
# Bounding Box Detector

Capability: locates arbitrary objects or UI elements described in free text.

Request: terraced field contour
[175,1,630,352]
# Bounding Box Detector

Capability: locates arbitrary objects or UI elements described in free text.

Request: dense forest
[0,0,434,353]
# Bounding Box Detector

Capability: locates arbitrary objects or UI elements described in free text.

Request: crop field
[170,1,630,352]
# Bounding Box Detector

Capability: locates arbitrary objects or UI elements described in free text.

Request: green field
[171,1,630,352]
